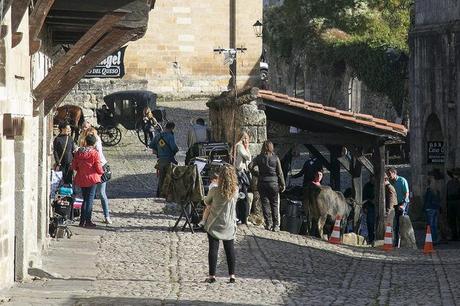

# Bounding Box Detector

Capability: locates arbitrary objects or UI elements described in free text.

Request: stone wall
[410,9,460,224]
[62,0,263,112]
[415,0,460,25]
[0,7,53,289]
[266,54,400,122]
[207,88,266,156]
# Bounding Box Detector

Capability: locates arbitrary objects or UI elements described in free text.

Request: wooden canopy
[30,0,156,115]
[256,89,408,240]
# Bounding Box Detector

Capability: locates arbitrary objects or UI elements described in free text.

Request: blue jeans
[96,182,110,218]
[366,205,376,244]
[81,185,97,222]
[425,209,439,243]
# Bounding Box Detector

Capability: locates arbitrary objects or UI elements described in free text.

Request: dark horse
[53,105,85,142]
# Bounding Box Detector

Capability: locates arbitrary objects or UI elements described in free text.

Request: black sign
[427,141,445,164]
[84,46,127,78]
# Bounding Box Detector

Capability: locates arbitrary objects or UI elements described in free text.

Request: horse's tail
[78,108,85,127]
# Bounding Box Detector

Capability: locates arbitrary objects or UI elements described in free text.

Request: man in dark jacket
[150,122,179,197]
[291,157,323,187]
[363,176,375,245]
[447,168,460,241]
[53,122,76,184]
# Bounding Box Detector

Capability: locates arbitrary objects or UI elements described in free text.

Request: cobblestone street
[1,101,460,306]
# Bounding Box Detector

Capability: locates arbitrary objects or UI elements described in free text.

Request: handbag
[100,163,112,183]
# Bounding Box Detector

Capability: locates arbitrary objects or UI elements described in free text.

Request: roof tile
[257,90,407,137]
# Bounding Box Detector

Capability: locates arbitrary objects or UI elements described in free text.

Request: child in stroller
[49,185,74,239]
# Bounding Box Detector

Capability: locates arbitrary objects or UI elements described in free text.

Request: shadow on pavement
[72,296,250,306]
[107,173,156,199]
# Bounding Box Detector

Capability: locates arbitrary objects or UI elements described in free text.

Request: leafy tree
[265,0,411,115]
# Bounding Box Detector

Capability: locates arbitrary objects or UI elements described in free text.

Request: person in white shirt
[234,131,252,172]
[187,118,210,148]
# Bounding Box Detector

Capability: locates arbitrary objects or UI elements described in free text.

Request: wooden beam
[0,25,7,39]
[357,155,374,174]
[29,0,56,54]
[351,158,363,229]
[11,0,30,34]
[43,27,139,115]
[271,132,374,146]
[33,11,127,108]
[305,145,331,171]
[374,144,386,240]
[29,39,41,55]
[329,146,342,191]
[12,32,23,48]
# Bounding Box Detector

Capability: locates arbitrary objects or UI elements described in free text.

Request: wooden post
[351,155,363,230]
[374,142,386,240]
[329,146,341,191]
[29,0,56,55]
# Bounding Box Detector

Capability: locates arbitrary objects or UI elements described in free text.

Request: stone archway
[424,113,444,169]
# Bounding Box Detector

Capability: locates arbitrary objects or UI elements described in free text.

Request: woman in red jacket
[72,134,104,228]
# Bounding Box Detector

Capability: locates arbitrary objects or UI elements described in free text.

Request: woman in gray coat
[204,164,239,283]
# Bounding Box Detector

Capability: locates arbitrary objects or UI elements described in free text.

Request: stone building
[266,57,400,123]
[0,0,153,290]
[63,0,263,116]
[410,1,460,217]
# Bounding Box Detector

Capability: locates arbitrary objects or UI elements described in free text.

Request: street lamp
[253,20,263,38]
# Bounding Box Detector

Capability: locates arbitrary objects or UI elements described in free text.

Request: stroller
[49,185,74,239]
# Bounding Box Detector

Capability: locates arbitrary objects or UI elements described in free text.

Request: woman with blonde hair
[142,106,159,148]
[234,131,251,172]
[84,126,112,224]
[204,164,239,284]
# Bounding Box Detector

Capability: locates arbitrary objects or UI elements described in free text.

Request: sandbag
[399,214,417,249]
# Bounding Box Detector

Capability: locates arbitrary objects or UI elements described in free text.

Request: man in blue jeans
[387,167,410,247]
[424,169,444,244]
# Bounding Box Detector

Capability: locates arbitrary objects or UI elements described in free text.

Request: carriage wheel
[135,119,162,146]
[99,126,122,147]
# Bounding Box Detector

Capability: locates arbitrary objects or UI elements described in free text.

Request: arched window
[347,76,361,112]
[424,113,444,166]
[294,65,305,99]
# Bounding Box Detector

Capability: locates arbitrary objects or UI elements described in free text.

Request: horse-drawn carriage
[96,90,167,146]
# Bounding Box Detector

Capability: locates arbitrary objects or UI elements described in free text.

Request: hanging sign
[427,141,445,164]
[84,46,127,78]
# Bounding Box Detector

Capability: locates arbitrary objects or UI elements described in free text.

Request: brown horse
[53,105,85,142]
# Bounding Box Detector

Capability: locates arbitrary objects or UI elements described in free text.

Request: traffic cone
[423,225,434,254]
[383,223,393,251]
[328,216,342,244]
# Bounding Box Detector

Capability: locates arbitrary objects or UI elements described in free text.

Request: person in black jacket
[53,122,76,184]
[447,168,460,241]
[249,140,285,231]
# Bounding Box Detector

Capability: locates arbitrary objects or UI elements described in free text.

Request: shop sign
[427,141,444,164]
[84,46,127,78]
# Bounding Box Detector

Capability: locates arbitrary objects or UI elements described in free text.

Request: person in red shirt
[72,134,104,228]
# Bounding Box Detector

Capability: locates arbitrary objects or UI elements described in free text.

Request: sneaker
[79,220,85,227]
[104,217,112,224]
[84,222,97,228]
[271,226,280,232]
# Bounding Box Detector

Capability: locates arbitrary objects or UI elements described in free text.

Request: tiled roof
[257,90,408,137]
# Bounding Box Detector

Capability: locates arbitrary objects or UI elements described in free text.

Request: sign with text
[84,46,127,78]
[427,141,445,164]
